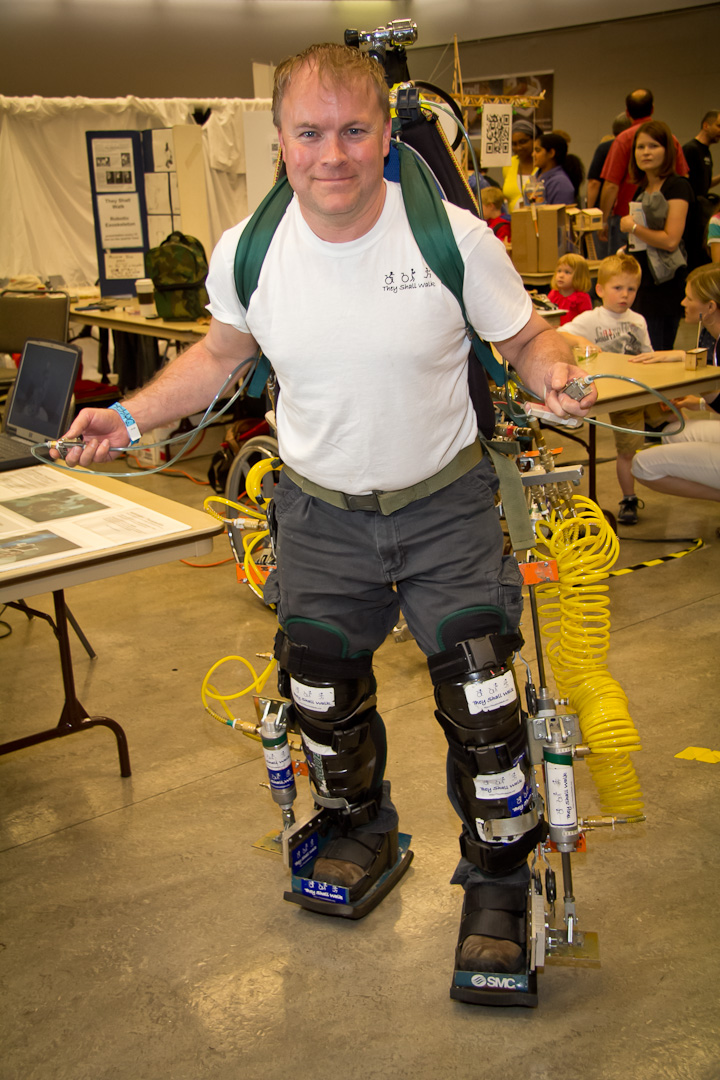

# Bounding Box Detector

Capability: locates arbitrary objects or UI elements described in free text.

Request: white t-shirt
[207,181,531,493]
[559,306,652,355]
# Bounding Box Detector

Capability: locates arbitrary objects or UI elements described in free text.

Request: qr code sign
[485,111,511,156]
[481,104,513,165]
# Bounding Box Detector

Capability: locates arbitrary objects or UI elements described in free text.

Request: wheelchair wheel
[224,434,281,504]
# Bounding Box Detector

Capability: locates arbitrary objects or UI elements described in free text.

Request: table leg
[588,424,597,504]
[0,590,131,776]
[9,598,96,659]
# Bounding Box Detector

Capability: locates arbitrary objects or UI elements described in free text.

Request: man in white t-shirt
[59,43,597,997]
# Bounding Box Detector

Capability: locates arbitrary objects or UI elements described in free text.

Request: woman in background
[619,120,696,350]
[531,132,584,205]
[631,264,720,502]
[502,120,538,211]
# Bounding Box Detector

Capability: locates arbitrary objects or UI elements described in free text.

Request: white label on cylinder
[263,744,291,770]
[291,678,335,713]
[464,670,516,714]
[545,760,578,828]
[473,764,525,800]
[301,734,337,758]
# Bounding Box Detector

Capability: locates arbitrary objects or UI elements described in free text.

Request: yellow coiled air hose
[533,495,644,818]
[203,493,271,600]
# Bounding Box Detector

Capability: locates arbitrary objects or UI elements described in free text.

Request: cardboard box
[537,205,567,271]
[510,205,567,274]
[510,207,539,273]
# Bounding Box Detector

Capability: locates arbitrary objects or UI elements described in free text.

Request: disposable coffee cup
[135,277,156,317]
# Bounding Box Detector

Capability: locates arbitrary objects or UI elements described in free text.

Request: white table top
[0,467,223,603]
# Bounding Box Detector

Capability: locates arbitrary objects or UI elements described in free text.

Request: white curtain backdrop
[0,96,272,289]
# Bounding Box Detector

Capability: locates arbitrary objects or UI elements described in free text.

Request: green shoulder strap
[233,175,293,397]
[234,174,293,309]
[395,141,508,386]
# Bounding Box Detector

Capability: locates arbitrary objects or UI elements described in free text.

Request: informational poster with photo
[0,467,188,572]
[86,129,148,297]
[91,136,137,193]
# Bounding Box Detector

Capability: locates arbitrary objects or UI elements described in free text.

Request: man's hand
[49,408,129,467]
[497,311,598,418]
[49,319,260,469]
[542,363,598,418]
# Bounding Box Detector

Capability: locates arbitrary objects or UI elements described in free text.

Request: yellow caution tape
[675,746,720,764]
[609,538,704,576]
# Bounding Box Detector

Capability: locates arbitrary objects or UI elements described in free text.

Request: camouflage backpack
[145,231,209,321]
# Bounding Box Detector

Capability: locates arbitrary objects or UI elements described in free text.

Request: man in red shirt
[600,88,688,255]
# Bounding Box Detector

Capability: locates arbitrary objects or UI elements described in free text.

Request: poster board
[86,130,149,297]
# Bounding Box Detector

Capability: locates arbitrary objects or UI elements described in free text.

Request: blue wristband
[109,402,142,445]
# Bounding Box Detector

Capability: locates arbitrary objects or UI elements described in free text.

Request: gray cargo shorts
[264,456,524,658]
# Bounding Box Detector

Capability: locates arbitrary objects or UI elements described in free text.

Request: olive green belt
[282,439,484,515]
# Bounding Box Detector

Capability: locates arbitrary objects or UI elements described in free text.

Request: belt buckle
[345,492,381,512]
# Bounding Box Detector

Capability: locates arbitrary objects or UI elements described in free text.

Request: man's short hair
[272,42,390,128]
[625,89,654,121]
[701,109,720,127]
[597,253,642,286]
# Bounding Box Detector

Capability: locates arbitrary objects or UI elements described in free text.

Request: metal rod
[561,851,575,903]
[528,585,547,688]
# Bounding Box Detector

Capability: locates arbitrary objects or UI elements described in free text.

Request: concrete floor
[1,419,719,1080]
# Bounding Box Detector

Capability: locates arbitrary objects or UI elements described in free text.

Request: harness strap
[480,437,538,553]
[282,439,483,516]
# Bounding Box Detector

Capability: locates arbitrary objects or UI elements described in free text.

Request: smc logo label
[471,974,520,990]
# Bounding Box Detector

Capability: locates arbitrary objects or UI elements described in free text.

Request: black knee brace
[429,620,544,875]
[274,627,386,828]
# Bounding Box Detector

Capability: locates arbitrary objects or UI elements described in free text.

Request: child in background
[480,187,511,246]
[558,253,667,525]
[548,254,593,325]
